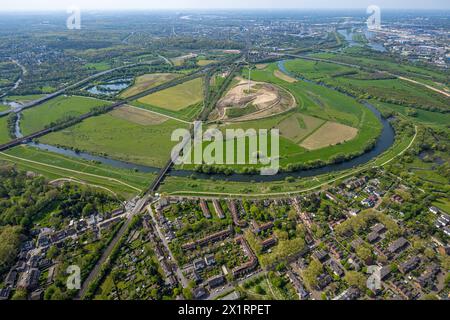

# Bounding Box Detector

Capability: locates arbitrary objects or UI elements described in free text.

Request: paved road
[147,205,189,288]
[76,195,151,299]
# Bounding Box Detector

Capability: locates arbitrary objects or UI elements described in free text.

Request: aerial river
[17,60,395,183]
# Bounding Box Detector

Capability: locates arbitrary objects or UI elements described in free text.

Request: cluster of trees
[6,113,17,139]
[0,164,120,277]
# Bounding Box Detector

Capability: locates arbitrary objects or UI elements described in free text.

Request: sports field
[137,77,204,111]
[39,110,190,168]
[120,73,181,98]
[20,95,110,136]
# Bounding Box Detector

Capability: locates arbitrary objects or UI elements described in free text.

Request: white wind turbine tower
[247,64,253,93]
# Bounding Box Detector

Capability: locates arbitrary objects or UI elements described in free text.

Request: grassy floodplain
[0,145,155,199]
[368,99,450,128]
[20,95,110,136]
[38,109,191,168]
[180,63,382,172]
[160,124,416,197]
[285,58,449,112]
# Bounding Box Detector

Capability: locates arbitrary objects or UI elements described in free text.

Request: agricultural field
[38,109,190,168]
[197,59,217,66]
[276,113,325,144]
[20,95,110,136]
[137,77,204,111]
[300,122,358,150]
[120,73,182,98]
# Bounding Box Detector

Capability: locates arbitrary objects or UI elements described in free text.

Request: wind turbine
[247,63,253,93]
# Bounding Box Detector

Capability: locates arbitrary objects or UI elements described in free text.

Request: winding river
[19,60,395,182]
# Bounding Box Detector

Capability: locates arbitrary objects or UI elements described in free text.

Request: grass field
[137,77,204,111]
[0,104,9,112]
[277,113,323,143]
[20,95,110,136]
[39,110,190,168]
[0,116,11,144]
[197,59,217,66]
[0,145,155,199]
[5,94,46,103]
[85,62,111,71]
[110,105,168,125]
[120,73,181,98]
[284,59,356,80]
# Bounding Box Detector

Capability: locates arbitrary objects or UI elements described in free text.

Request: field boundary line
[0,151,142,192]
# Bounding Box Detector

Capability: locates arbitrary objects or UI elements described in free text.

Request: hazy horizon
[1,0,449,12]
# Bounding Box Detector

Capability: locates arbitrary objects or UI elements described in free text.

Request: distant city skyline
[1,0,449,11]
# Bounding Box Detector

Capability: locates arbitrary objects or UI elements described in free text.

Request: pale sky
[0,0,449,11]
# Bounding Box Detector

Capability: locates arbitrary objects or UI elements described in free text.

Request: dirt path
[397,76,450,98]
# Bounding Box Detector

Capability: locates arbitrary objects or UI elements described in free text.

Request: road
[76,195,152,299]
[147,205,189,288]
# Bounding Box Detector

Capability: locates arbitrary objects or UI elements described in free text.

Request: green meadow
[20,95,110,136]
